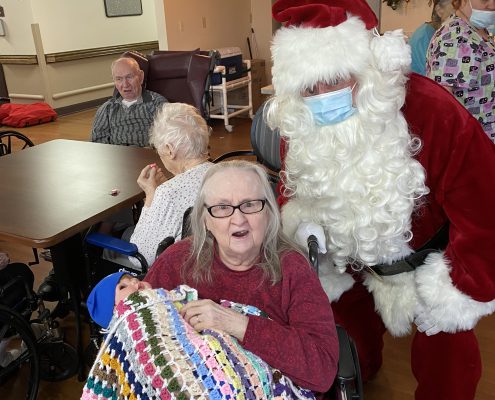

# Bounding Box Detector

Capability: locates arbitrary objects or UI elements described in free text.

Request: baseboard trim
[55,97,108,116]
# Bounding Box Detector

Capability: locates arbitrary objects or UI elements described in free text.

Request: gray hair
[111,57,141,76]
[185,160,300,285]
[149,103,210,159]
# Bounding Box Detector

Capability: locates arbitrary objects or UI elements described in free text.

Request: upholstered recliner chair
[147,50,213,119]
[119,50,214,119]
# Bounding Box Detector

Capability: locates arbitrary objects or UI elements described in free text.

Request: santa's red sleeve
[390,74,495,334]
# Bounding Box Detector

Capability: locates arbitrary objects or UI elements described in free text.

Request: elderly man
[91,57,167,146]
[267,1,495,399]
[38,58,167,302]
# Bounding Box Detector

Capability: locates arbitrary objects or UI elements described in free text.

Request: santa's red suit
[278,72,495,398]
[269,1,495,399]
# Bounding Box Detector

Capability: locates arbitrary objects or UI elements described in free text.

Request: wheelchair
[0,130,35,157]
[213,102,364,400]
[0,266,79,399]
[85,213,363,399]
[82,103,363,398]
[82,207,193,366]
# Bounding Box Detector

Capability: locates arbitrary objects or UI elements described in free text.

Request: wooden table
[0,139,162,378]
[0,139,162,248]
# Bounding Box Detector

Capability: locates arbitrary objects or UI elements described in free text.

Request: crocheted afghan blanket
[81,286,315,400]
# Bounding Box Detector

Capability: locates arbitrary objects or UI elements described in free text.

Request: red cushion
[0,103,57,127]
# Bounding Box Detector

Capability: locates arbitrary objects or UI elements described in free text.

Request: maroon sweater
[144,239,339,394]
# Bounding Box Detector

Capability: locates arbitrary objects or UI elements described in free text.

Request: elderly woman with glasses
[144,160,339,396]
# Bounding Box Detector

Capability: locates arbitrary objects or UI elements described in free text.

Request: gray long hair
[184,160,299,285]
[149,103,210,159]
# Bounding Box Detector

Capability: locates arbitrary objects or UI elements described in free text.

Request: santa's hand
[414,302,441,336]
[294,222,327,254]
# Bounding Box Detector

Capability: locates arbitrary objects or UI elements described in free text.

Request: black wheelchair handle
[307,234,319,274]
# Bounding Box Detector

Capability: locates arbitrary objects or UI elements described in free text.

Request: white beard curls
[267,70,429,270]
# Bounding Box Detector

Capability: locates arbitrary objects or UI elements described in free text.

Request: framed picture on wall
[104,0,142,17]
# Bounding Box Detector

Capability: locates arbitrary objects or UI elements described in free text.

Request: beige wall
[381,0,431,36]
[162,0,274,81]
[29,0,157,53]
[0,0,157,54]
[0,0,36,54]
[1,0,159,107]
[251,0,275,81]
[163,0,251,56]
[1,0,434,109]
[154,0,169,50]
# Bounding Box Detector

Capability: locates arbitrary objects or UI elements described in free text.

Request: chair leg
[28,248,40,266]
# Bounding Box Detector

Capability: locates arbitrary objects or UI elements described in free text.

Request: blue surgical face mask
[470,1,495,29]
[303,84,357,126]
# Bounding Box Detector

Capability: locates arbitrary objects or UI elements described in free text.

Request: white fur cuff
[363,271,417,337]
[415,252,495,333]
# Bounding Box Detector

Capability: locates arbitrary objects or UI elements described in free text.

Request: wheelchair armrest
[156,236,175,258]
[86,232,139,256]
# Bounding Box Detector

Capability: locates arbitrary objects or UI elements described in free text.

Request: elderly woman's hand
[180,299,249,341]
[137,164,166,206]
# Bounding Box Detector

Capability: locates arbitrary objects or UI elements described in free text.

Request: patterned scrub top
[426,15,495,143]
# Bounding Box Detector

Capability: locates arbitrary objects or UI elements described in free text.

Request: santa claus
[266,1,495,399]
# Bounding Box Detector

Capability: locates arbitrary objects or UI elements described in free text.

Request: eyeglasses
[206,199,266,218]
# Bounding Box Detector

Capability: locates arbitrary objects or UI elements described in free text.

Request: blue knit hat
[87,271,127,329]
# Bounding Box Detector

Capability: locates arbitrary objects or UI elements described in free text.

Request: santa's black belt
[368,249,438,276]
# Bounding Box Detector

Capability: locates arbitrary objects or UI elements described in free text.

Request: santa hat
[271,0,411,96]
[87,271,126,329]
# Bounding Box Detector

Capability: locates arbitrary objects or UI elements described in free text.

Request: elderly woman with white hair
[144,160,339,396]
[127,102,212,267]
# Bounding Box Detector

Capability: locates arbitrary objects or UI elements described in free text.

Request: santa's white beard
[274,96,428,270]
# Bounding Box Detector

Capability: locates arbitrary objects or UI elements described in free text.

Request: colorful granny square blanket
[82,286,315,399]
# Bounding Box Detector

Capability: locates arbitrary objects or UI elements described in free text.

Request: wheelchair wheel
[0,130,34,156]
[0,305,40,400]
[38,340,78,382]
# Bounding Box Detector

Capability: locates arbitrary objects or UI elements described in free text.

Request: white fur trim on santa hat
[370,29,411,74]
[363,270,417,337]
[271,17,372,96]
[415,252,495,333]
